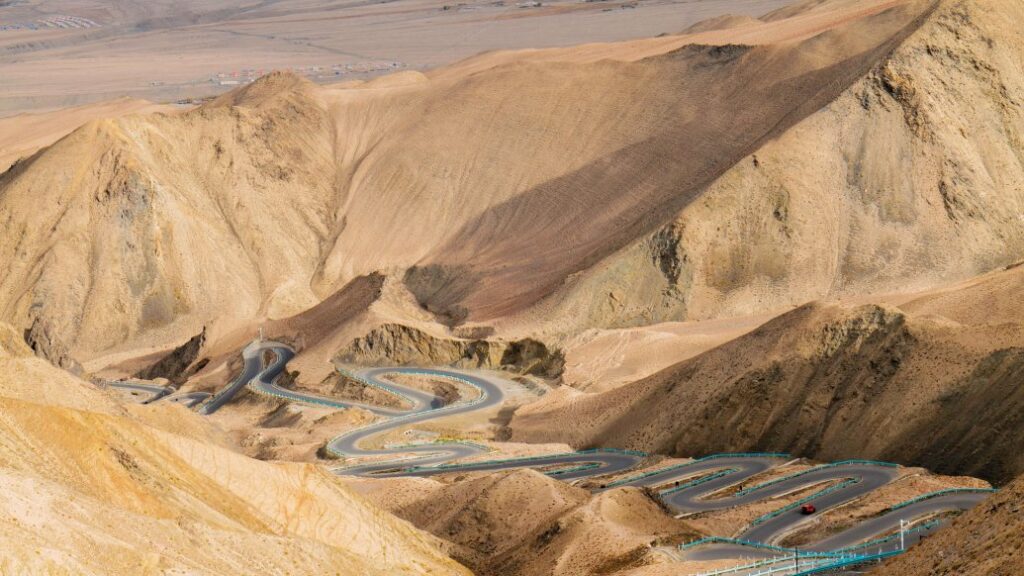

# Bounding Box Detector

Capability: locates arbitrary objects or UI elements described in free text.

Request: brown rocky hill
[3,0,1021,365]
[511,263,1024,484]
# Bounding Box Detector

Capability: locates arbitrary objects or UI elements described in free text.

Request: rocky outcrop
[23,315,82,375]
[336,324,564,378]
[134,327,206,384]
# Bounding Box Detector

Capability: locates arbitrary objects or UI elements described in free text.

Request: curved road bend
[165,391,211,408]
[330,368,641,479]
[683,491,989,564]
[104,381,209,407]
[198,340,287,415]
[250,365,442,417]
[104,381,173,403]
[198,340,990,556]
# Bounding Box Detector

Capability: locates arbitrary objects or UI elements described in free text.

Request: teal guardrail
[607,453,788,488]
[337,367,421,404]
[737,460,899,496]
[697,452,791,461]
[660,468,738,496]
[679,537,842,557]
[386,440,491,452]
[791,549,902,575]
[324,367,499,460]
[750,478,861,526]
[887,488,997,511]
[546,463,602,477]
[606,462,697,487]
[679,522,939,558]
[833,519,940,554]
[580,447,648,457]
[693,553,845,576]
[402,447,645,473]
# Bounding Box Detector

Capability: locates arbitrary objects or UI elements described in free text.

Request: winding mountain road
[189,339,990,561]
[105,381,211,407]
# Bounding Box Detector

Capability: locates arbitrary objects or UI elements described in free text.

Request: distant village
[208,62,407,87]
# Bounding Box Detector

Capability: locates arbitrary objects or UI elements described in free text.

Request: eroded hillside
[352,469,698,576]
[512,262,1024,484]
[5,0,1015,364]
[0,323,468,575]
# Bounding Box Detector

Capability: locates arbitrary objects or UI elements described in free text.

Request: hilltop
[4,0,1023,375]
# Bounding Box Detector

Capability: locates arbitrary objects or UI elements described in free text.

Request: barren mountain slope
[0,97,174,173]
[0,323,468,576]
[393,469,590,566]
[362,469,696,576]
[0,72,340,356]
[512,264,1024,483]
[0,0,961,362]
[510,0,1024,335]
[878,473,1024,575]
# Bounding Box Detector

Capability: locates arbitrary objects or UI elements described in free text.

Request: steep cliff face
[23,315,82,375]
[133,327,206,383]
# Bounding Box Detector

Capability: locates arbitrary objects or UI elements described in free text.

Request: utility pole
[794,546,799,571]
[259,326,264,342]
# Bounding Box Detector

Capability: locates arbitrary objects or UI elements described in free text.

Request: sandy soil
[0,323,467,575]
[0,97,175,172]
[385,372,483,404]
[354,467,700,576]
[1,0,976,367]
[0,0,796,115]
[562,312,777,391]
[880,474,1024,575]
[0,0,1022,572]
[209,391,379,462]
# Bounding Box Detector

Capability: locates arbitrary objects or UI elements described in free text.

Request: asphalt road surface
[188,340,992,559]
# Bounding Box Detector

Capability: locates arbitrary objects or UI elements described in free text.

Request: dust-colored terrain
[0,323,467,575]
[1,0,1023,572]
[513,263,1024,484]
[354,469,700,576]
[0,0,796,115]
[0,97,174,171]
[878,473,1024,575]
[4,0,1022,376]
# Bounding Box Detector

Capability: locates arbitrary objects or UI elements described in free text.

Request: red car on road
[800,504,817,515]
